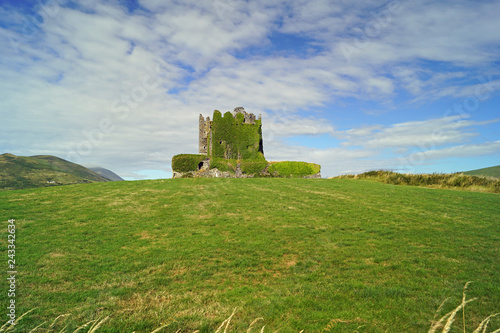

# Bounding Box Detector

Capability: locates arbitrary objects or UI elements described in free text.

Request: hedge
[172,154,206,172]
[268,161,321,177]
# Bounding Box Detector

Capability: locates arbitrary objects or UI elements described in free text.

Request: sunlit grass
[0,178,498,332]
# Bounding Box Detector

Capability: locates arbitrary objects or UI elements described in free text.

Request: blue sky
[1,0,499,179]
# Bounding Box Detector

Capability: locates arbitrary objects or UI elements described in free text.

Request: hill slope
[0,153,110,190]
[0,178,498,332]
[88,166,124,181]
[463,165,500,178]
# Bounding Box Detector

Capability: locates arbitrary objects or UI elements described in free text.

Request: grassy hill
[0,153,110,190]
[463,165,500,178]
[0,178,499,332]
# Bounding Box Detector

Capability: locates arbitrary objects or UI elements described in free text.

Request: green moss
[268,161,321,178]
[172,154,206,173]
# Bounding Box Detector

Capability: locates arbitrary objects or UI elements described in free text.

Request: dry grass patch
[1,284,499,332]
[139,231,154,240]
[281,254,298,269]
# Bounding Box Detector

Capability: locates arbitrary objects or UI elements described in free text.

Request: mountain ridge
[0,153,115,190]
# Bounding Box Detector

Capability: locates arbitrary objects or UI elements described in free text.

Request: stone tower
[199,114,211,155]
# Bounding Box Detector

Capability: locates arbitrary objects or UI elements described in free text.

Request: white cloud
[408,141,500,161]
[338,116,499,150]
[263,112,335,139]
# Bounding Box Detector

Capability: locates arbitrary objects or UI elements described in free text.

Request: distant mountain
[88,167,124,181]
[462,165,500,178]
[0,153,111,190]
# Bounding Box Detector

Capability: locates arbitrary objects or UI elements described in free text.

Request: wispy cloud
[338,116,500,150]
[408,140,500,161]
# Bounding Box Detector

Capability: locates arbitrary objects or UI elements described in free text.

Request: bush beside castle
[172,107,321,179]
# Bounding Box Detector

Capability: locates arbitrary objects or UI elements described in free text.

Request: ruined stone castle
[172,107,321,178]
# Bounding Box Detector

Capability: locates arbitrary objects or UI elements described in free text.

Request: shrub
[171,154,206,173]
[268,161,321,178]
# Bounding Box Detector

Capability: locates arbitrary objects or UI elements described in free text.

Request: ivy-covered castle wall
[199,107,264,160]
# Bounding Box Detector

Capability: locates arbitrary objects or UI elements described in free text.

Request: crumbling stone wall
[199,114,211,155]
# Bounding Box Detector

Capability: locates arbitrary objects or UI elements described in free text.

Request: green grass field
[1,178,499,332]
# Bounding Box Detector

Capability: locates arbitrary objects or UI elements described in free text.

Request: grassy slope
[463,165,500,178]
[0,178,499,332]
[0,154,109,190]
